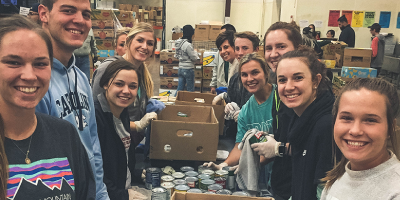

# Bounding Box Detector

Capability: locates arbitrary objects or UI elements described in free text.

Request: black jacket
[94,93,136,200]
[339,25,355,47]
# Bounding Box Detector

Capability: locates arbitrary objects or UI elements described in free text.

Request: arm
[210,63,218,88]
[371,37,378,57]
[314,116,334,185]
[187,43,199,62]
[224,143,242,166]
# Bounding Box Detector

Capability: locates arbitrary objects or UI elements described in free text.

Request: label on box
[91,9,113,20]
[195,80,201,84]
[93,29,114,40]
[174,78,179,82]
[196,65,202,69]
[97,50,115,58]
[160,66,163,74]
[96,40,114,50]
[92,20,114,29]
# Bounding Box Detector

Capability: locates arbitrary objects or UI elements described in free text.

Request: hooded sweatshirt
[36,55,109,200]
[174,38,199,69]
[371,34,385,69]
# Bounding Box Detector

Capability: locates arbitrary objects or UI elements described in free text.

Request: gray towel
[236,129,260,193]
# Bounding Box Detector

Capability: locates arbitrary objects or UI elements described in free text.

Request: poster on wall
[342,10,353,25]
[397,12,400,29]
[328,10,340,27]
[363,11,376,27]
[379,11,391,28]
[299,20,309,28]
[314,21,323,28]
[352,11,364,27]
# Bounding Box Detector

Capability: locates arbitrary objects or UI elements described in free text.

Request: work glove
[233,110,240,122]
[202,162,228,171]
[224,102,240,120]
[134,112,157,132]
[212,92,227,105]
[230,165,240,174]
[251,135,279,159]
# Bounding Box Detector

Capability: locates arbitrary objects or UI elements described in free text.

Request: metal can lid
[197,174,211,180]
[185,176,198,182]
[204,191,216,194]
[232,191,249,196]
[172,179,186,185]
[152,187,167,193]
[187,188,202,193]
[201,179,215,185]
[180,166,194,172]
[146,167,161,173]
[216,189,232,195]
[172,172,185,179]
[161,175,174,182]
[214,177,226,181]
[208,184,223,190]
[161,182,175,189]
[215,170,228,176]
[174,184,190,191]
[202,169,215,175]
[185,171,199,177]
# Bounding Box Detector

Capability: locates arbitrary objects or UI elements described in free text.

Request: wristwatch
[278,142,286,157]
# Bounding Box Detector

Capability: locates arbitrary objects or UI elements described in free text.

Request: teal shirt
[236,85,276,143]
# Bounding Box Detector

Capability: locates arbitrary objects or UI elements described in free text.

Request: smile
[68,29,83,34]
[119,96,131,100]
[286,94,299,99]
[16,87,38,93]
[138,50,148,55]
[346,140,368,147]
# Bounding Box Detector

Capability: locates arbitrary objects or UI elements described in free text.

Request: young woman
[115,27,130,56]
[321,78,400,200]
[94,59,142,200]
[92,22,157,135]
[0,15,94,200]
[0,115,7,200]
[276,47,334,200]
[175,24,199,94]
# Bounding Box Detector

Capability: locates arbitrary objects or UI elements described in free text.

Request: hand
[212,92,226,105]
[233,110,240,122]
[251,136,279,159]
[224,102,235,114]
[203,162,228,171]
[211,87,216,94]
[230,165,239,174]
[134,112,157,132]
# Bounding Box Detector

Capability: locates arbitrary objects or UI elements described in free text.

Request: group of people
[0,1,399,200]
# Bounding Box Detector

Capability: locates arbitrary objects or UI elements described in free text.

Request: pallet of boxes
[91,9,115,62]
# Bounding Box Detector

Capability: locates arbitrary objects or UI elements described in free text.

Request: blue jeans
[75,55,91,82]
[176,68,194,96]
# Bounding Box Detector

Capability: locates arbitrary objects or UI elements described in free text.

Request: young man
[37,0,110,199]
[210,31,238,94]
[369,23,385,76]
[338,15,355,47]
[220,23,236,33]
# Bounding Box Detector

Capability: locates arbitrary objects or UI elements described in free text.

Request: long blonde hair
[125,22,156,98]
[0,114,8,200]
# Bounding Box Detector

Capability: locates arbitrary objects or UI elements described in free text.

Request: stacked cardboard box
[341,66,377,78]
[194,24,222,41]
[91,9,115,60]
[343,48,372,68]
[321,41,348,67]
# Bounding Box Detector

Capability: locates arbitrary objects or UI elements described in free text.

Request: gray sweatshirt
[174,38,199,69]
[74,29,98,57]
[371,34,385,69]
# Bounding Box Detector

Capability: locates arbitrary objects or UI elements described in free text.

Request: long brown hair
[0,114,8,200]
[322,78,400,189]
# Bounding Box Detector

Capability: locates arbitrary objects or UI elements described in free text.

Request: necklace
[11,134,33,164]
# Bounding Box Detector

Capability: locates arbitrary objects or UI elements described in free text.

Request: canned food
[187,188,202,193]
[185,171,198,177]
[174,184,190,192]
[216,189,232,195]
[215,170,228,178]
[172,179,186,186]
[180,166,194,172]
[197,174,211,181]
[199,179,214,190]
[198,165,212,174]
[202,169,215,179]
[214,177,226,189]
[161,182,175,200]
[204,191,216,194]
[232,191,249,196]
[161,175,174,183]
[223,167,235,190]
[172,172,185,179]
[185,176,199,188]
[151,187,168,200]
[145,167,162,190]
[207,184,223,192]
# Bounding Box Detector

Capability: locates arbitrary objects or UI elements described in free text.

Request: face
[115,34,127,56]
[220,28,226,33]
[39,0,92,52]
[264,30,295,73]
[338,21,347,30]
[128,32,155,63]
[235,37,256,61]
[240,60,267,94]
[326,31,333,38]
[0,30,51,110]
[219,40,236,63]
[334,89,390,171]
[308,25,314,32]
[103,69,138,110]
[277,58,320,116]
[370,29,377,36]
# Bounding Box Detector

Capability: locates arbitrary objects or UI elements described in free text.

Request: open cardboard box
[150,105,219,161]
[171,192,274,200]
[175,91,225,135]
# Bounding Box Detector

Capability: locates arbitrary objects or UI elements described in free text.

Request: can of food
[145,167,162,190]
[185,171,198,177]
[232,191,249,196]
[172,172,185,179]
[249,131,268,144]
[172,179,186,186]
[202,169,215,179]
[161,182,175,200]
[216,189,232,195]
[161,175,174,183]
[204,191,216,194]
[207,184,223,192]
[151,187,168,200]
[200,179,215,190]
[187,188,202,193]
[197,174,211,182]
[198,165,212,174]
[215,170,228,178]
[260,189,273,197]
[174,184,190,193]
[223,166,235,190]
[180,166,194,172]
[185,176,199,188]
[214,177,226,189]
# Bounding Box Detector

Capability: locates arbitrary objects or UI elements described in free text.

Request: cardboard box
[96,40,114,50]
[195,65,203,78]
[335,53,343,68]
[171,192,273,200]
[156,10,163,20]
[208,25,222,40]
[93,29,114,40]
[341,66,377,78]
[160,77,179,89]
[333,76,353,88]
[203,51,218,67]
[114,10,134,21]
[97,50,115,58]
[91,9,113,20]
[160,51,179,64]
[132,5,139,13]
[175,91,225,135]
[150,105,219,161]
[202,79,211,93]
[92,19,114,29]
[194,78,202,93]
[322,43,341,60]
[202,66,213,79]
[194,24,210,41]
[172,32,183,40]
[149,10,156,19]
[160,65,179,77]
[322,59,336,69]
[343,48,372,68]
[118,4,132,11]
[119,19,135,28]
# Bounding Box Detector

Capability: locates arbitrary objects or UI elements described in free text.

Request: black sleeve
[314,115,334,184]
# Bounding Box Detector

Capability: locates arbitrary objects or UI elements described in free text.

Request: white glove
[224,102,240,120]
[233,110,240,122]
[250,135,279,159]
[212,92,227,105]
[224,102,236,114]
[141,169,146,182]
[134,112,157,132]
[230,165,239,174]
[203,162,228,171]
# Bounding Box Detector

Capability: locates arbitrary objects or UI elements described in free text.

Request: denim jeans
[176,68,195,96]
[75,55,91,82]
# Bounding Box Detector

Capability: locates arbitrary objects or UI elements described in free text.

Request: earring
[314,87,317,89]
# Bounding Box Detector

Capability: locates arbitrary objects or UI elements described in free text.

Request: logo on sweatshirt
[56,91,90,119]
